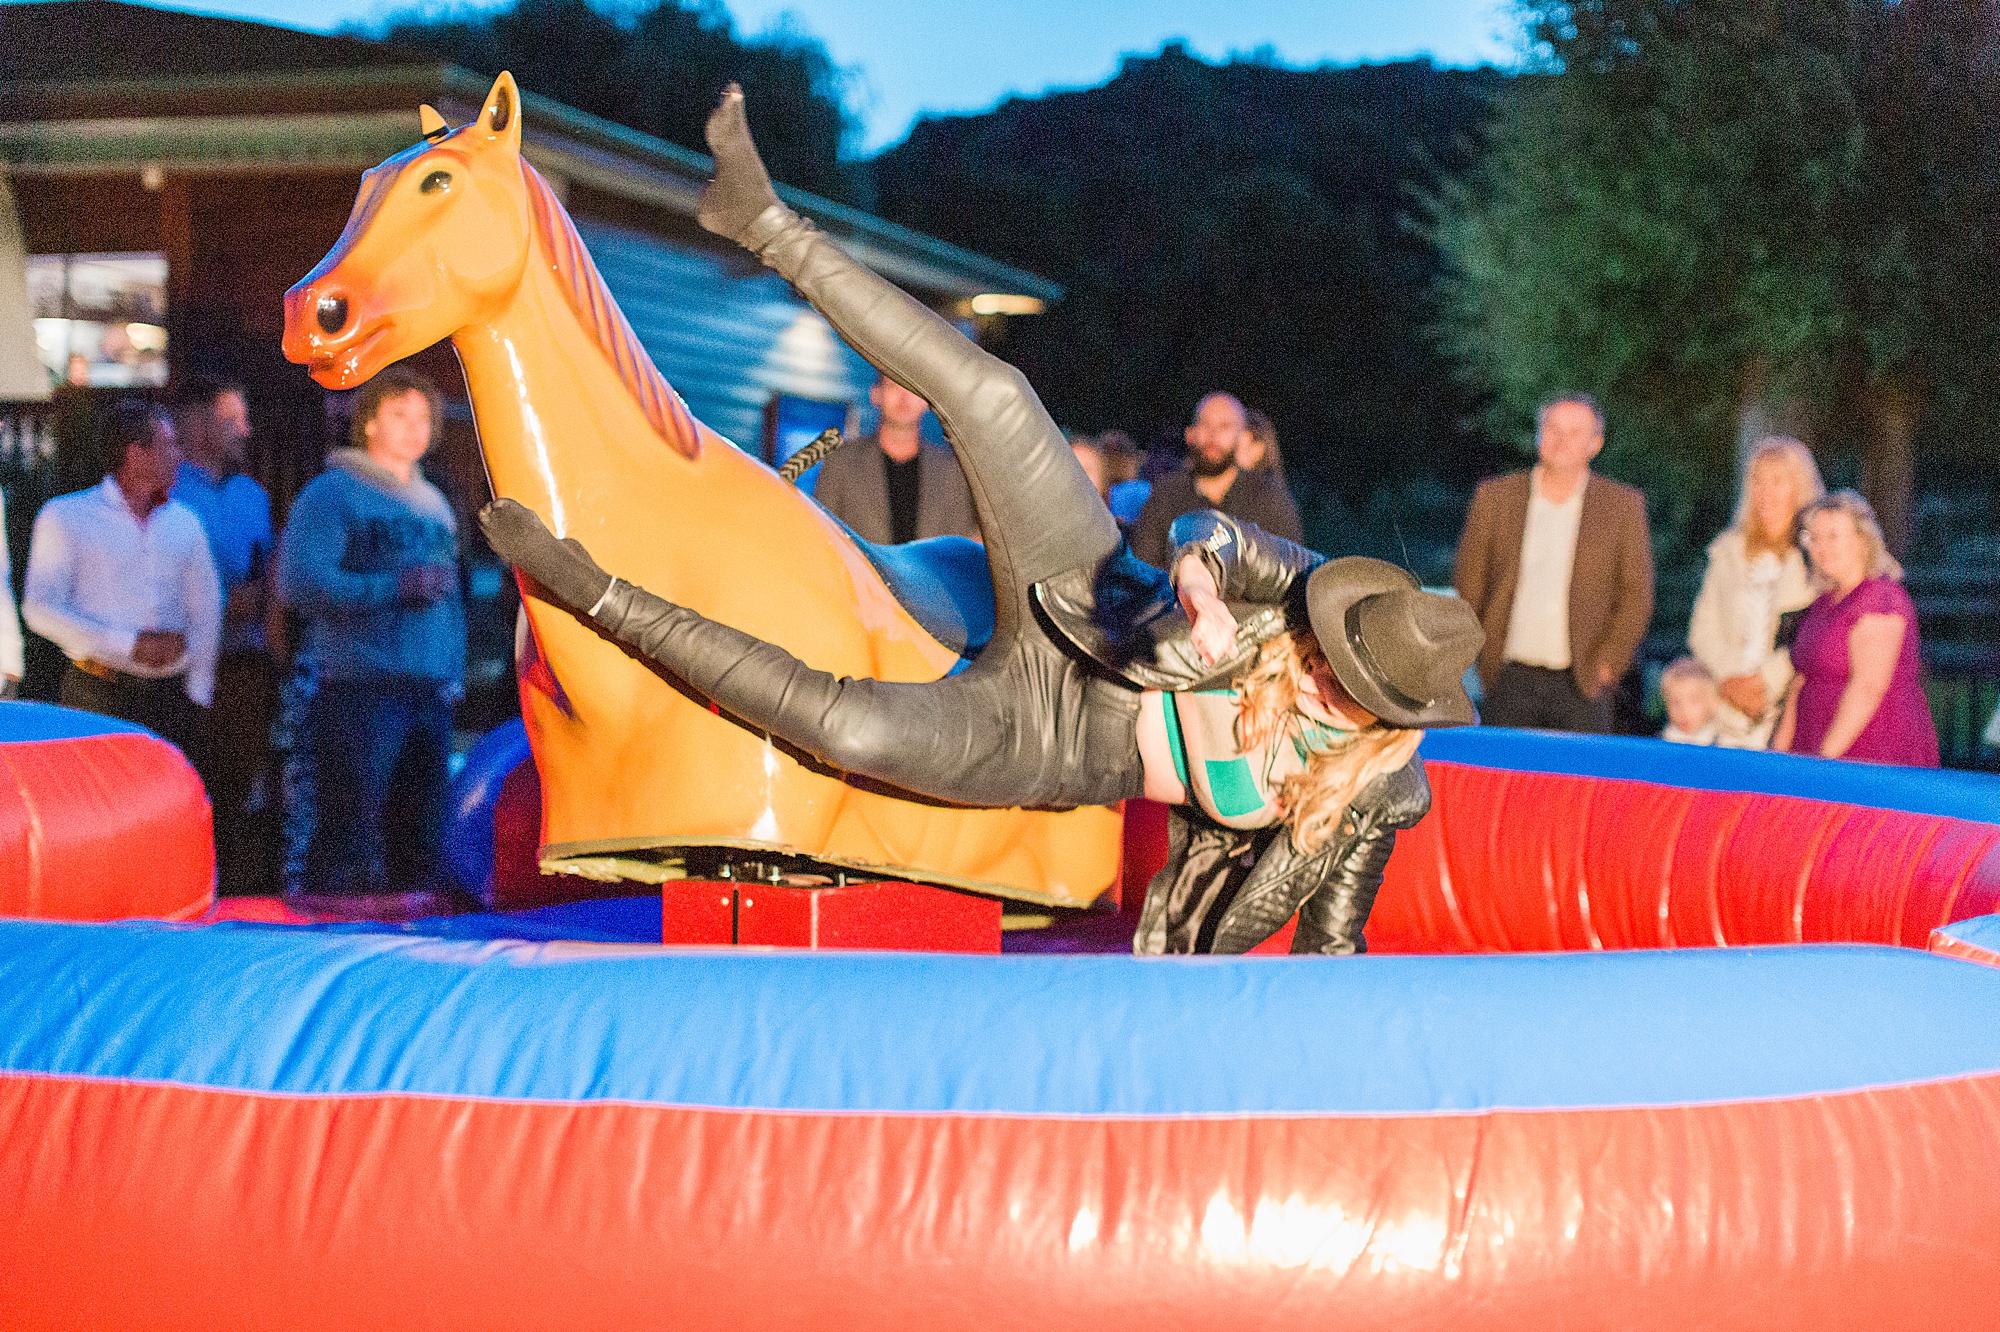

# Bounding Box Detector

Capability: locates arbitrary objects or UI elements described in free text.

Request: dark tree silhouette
[869,44,1504,554]
[363,0,859,203]
[1428,0,2000,556]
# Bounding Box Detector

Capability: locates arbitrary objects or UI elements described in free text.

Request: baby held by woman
[1659,656,1722,747]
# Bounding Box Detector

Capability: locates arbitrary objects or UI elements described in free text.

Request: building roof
[0,1,1059,304]
[1,0,434,80]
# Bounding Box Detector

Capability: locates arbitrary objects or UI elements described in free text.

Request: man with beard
[1128,392,1304,568]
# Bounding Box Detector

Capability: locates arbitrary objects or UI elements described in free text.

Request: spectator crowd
[1448,392,1935,765]
[6,369,467,915]
[0,372,1946,909]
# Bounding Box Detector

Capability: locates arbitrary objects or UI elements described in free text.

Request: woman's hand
[1772,679,1800,752]
[479,500,614,613]
[1175,554,1237,666]
[1719,672,1768,719]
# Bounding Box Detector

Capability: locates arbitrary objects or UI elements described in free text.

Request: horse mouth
[303,325,390,388]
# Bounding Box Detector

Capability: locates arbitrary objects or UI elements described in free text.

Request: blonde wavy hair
[1234,629,1423,855]
[1798,489,1903,584]
[1730,436,1825,556]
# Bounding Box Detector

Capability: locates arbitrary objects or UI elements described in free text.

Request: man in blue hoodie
[277,366,465,902]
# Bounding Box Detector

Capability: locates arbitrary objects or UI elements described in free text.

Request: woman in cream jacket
[1686,437,1824,748]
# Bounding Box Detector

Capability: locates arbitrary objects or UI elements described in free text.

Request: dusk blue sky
[131,0,1525,151]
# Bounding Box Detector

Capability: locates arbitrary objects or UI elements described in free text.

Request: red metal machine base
[663,879,1001,953]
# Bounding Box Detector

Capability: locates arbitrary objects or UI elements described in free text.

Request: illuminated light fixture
[961,293,1045,317]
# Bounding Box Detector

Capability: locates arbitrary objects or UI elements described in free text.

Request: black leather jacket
[1039,510,1319,693]
[1040,511,1433,957]
[1132,755,1430,956]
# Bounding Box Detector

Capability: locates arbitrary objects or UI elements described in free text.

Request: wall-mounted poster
[28,253,169,389]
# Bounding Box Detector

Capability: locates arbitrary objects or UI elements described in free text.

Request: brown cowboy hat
[1305,557,1483,729]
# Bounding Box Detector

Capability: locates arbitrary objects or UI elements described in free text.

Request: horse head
[283,74,531,388]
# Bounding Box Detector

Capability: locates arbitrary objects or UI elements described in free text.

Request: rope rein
[777,428,846,486]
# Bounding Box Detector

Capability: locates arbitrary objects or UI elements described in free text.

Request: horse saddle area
[842,520,1179,668]
[843,530,994,661]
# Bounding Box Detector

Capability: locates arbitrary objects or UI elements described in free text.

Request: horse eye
[420,170,452,194]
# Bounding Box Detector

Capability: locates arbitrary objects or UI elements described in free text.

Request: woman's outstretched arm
[481,500,1137,810]
[1168,511,1320,606]
[485,500,932,794]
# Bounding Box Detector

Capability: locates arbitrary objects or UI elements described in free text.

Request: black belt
[69,659,182,690]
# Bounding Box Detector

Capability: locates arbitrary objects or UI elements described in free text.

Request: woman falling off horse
[482,87,1484,955]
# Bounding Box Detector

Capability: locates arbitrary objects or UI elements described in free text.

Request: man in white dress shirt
[1453,394,1654,733]
[23,398,221,766]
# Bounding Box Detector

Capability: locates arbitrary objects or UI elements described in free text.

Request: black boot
[697,83,787,247]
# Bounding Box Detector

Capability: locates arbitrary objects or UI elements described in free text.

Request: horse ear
[419,104,449,139]
[477,72,523,155]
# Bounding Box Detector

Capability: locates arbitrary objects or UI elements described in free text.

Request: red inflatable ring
[0,701,213,921]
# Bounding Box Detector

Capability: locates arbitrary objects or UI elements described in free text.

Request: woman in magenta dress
[1774,490,1939,766]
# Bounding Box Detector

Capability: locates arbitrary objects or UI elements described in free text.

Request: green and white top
[1160,689,1350,829]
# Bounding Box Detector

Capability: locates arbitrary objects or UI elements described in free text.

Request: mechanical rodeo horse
[13,81,2000,1332]
[285,77,1483,951]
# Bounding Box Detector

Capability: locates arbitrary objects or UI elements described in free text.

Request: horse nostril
[316,294,349,335]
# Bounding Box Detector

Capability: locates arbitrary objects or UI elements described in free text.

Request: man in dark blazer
[1454,394,1654,733]
[812,375,981,545]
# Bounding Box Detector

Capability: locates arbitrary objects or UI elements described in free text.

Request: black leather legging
[589,205,1145,809]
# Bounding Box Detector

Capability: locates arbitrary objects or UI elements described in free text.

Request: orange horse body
[281,75,1118,907]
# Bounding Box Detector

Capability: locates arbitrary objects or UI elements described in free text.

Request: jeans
[272,654,319,898]
[209,650,277,894]
[306,676,454,895]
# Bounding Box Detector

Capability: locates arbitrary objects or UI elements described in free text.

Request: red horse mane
[522,161,702,460]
